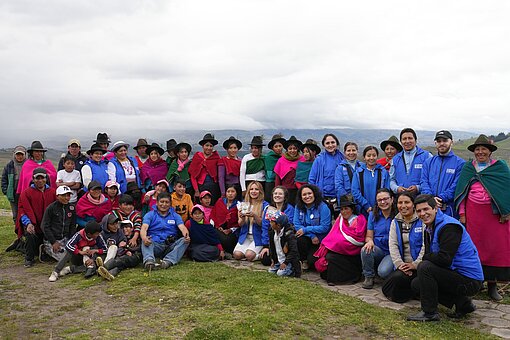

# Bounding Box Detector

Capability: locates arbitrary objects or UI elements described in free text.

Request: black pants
[25,232,43,261]
[411,260,482,313]
[297,236,319,269]
[55,250,88,273]
[216,229,238,254]
[382,269,417,303]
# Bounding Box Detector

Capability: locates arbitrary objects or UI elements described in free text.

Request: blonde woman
[233,181,269,261]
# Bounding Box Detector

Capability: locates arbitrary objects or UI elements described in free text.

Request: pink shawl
[140,157,169,186]
[274,155,305,180]
[320,214,367,256]
[17,159,57,194]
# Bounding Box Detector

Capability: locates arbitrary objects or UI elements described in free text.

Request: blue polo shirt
[143,208,184,243]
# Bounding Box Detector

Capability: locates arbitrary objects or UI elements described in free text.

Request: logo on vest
[414,227,422,233]
[446,168,455,174]
[414,164,423,169]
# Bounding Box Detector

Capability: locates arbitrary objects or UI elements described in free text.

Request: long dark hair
[373,188,396,222]
[270,186,289,212]
[296,184,323,210]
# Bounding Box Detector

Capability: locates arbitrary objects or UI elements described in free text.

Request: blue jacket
[334,160,362,202]
[429,210,484,281]
[238,201,270,247]
[293,201,331,240]
[395,216,423,261]
[309,150,344,197]
[390,146,431,193]
[367,210,393,254]
[420,151,465,217]
[83,159,110,191]
[110,156,142,194]
[351,163,390,212]
[142,208,184,243]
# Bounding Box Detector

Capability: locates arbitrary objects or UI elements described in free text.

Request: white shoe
[59,266,71,277]
[49,271,59,282]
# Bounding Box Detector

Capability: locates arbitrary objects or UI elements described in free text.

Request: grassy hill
[424,136,510,163]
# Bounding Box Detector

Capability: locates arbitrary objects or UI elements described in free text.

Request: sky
[0,0,509,147]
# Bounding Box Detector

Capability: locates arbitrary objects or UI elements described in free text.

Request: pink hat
[105,181,120,190]
[191,204,205,214]
[156,179,169,188]
[199,191,212,199]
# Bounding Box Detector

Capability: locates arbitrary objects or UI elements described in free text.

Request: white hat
[112,141,130,152]
[56,186,72,195]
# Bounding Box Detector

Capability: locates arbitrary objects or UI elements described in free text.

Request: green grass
[0,215,498,339]
[0,192,10,210]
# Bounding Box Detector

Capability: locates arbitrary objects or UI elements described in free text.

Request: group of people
[2,128,509,322]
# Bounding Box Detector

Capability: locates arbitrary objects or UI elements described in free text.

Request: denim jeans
[268,262,294,277]
[361,245,393,279]
[142,237,189,265]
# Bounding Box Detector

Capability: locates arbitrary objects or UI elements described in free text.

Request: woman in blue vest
[382,192,424,303]
[351,146,390,217]
[110,141,142,210]
[335,142,362,204]
[360,188,397,289]
[81,143,116,191]
[308,134,344,217]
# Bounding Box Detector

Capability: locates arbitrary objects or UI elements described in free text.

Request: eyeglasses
[377,197,391,203]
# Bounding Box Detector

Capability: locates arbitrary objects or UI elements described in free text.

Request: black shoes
[488,282,503,301]
[447,301,476,319]
[24,259,34,268]
[407,311,440,322]
[6,239,20,252]
[84,267,96,278]
[362,277,374,289]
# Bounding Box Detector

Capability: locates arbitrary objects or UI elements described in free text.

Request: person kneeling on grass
[267,211,301,278]
[140,192,190,270]
[48,221,107,282]
[185,205,225,262]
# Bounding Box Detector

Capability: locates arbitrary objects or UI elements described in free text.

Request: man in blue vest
[390,128,432,195]
[420,130,465,217]
[407,194,483,322]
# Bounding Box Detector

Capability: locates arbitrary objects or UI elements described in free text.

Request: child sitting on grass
[97,219,142,280]
[97,213,126,266]
[199,191,213,223]
[48,220,107,282]
[186,205,224,262]
[267,211,301,278]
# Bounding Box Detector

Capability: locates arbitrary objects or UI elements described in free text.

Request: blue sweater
[293,201,331,240]
[308,150,344,197]
[334,159,362,202]
[420,151,465,217]
[351,163,390,212]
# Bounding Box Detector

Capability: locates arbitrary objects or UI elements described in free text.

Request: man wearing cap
[2,146,27,232]
[420,131,465,217]
[16,168,57,267]
[17,141,57,194]
[239,136,266,195]
[57,139,88,172]
[134,138,150,168]
[41,186,76,261]
[390,128,432,195]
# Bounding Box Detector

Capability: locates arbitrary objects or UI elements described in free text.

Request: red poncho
[188,151,221,191]
[16,186,56,237]
[76,193,111,222]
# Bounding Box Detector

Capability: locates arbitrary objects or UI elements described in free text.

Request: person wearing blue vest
[110,141,143,209]
[334,142,362,204]
[407,194,483,322]
[381,192,424,301]
[81,143,116,191]
[309,133,344,216]
[390,128,432,195]
[351,146,390,218]
[140,192,190,270]
[420,130,465,217]
[361,188,397,289]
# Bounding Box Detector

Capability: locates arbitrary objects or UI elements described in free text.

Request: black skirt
[320,251,362,284]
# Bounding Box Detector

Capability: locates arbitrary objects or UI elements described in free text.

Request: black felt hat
[300,139,321,154]
[94,133,111,144]
[166,139,177,152]
[380,136,403,153]
[146,143,165,156]
[27,141,47,153]
[86,143,107,155]
[248,136,265,147]
[199,133,218,146]
[175,142,192,154]
[222,136,242,150]
[268,134,286,149]
[284,136,302,149]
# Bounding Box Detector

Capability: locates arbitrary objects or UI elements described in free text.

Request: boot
[488,282,503,301]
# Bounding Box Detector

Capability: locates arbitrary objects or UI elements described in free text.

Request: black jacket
[58,152,88,172]
[41,200,77,244]
[269,224,301,277]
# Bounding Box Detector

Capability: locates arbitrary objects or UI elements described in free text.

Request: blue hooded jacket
[390,146,431,193]
[334,159,362,202]
[309,150,344,197]
[351,163,390,212]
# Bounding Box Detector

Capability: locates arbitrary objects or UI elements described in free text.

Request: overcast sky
[1,0,509,147]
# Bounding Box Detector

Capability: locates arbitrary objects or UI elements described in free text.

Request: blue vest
[238,201,270,246]
[392,146,429,189]
[430,211,484,281]
[84,159,110,191]
[368,211,392,254]
[395,218,423,261]
[111,156,141,193]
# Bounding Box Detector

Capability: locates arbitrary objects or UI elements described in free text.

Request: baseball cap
[191,204,205,214]
[32,167,47,178]
[199,191,212,199]
[56,186,72,195]
[106,213,120,225]
[68,139,81,147]
[434,130,453,141]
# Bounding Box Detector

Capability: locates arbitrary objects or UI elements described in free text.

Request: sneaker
[144,260,155,271]
[95,256,104,268]
[407,311,440,322]
[301,261,309,271]
[48,271,59,282]
[84,267,96,279]
[362,277,374,289]
[160,260,173,269]
[59,266,72,277]
[97,266,114,281]
[24,259,34,268]
[38,244,45,263]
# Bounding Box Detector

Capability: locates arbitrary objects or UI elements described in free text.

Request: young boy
[199,191,213,223]
[48,220,107,282]
[186,205,224,262]
[56,155,82,203]
[113,194,142,249]
[171,179,193,222]
[267,212,301,278]
[99,213,126,265]
[97,219,142,280]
